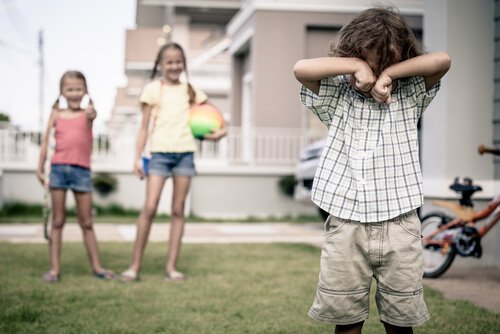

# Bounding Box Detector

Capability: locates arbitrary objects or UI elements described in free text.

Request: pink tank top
[51,113,92,169]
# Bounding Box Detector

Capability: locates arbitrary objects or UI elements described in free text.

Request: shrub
[278,175,297,197]
[92,173,118,197]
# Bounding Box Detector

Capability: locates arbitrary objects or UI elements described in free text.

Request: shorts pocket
[397,213,421,239]
[324,216,346,236]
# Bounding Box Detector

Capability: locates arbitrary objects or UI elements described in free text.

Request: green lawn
[0,242,498,334]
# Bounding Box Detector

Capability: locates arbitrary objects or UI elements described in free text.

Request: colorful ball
[189,104,224,139]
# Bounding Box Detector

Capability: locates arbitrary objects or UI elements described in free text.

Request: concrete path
[1,222,499,314]
[0,222,325,246]
[423,266,500,313]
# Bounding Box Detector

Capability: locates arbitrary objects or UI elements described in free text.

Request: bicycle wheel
[421,213,457,278]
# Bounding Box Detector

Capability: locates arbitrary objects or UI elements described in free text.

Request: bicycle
[420,145,500,278]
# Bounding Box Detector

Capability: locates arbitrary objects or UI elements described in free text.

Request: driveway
[423,266,500,313]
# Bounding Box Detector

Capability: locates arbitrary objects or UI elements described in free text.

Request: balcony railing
[0,127,309,170]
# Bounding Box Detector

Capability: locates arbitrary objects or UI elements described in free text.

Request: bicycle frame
[422,196,500,249]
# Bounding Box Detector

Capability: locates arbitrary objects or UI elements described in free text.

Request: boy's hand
[353,60,376,93]
[371,73,393,104]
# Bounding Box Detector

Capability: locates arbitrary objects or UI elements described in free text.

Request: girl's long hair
[330,7,424,76]
[150,42,196,105]
[52,70,90,109]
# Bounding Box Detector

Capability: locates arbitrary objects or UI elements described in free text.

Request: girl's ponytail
[183,55,196,105]
[187,83,196,106]
[150,49,163,79]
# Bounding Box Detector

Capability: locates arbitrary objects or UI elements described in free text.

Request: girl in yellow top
[120,42,226,282]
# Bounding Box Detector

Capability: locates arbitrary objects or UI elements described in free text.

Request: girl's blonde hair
[150,42,196,105]
[330,7,424,76]
[52,70,89,109]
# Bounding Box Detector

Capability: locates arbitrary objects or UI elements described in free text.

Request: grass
[0,242,499,333]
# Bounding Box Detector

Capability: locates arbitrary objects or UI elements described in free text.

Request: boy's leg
[375,212,430,327]
[335,321,364,334]
[382,322,413,334]
[308,217,372,325]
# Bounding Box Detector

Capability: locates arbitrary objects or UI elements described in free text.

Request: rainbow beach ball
[189,104,224,139]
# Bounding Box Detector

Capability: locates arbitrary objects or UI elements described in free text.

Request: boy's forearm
[382,51,451,81]
[294,57,363,83]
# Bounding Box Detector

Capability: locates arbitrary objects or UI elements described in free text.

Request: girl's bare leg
[74,191,105,273]
[165,175,191,275]
[128,175,168,273]
[48,189,67,276]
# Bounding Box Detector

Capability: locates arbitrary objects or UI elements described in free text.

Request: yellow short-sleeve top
[140,80,208,153]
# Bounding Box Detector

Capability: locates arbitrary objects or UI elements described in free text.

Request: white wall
[422,0,494,196]
[422,0,500,268]
[0,166,318,219]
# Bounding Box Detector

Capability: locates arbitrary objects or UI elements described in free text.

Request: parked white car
[294,139,329,219]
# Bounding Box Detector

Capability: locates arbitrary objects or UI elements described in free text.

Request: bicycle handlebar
[449,177,482,207]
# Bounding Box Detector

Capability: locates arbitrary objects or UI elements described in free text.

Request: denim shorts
[49,164,93,193]
[308,211,430,327]
[148,152,196,177]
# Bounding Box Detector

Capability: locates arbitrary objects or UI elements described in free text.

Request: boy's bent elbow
[293,59,308,81]
[436,51,451,73]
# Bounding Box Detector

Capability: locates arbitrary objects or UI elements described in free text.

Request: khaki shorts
[308,211,430,327]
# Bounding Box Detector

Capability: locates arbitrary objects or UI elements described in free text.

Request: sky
[0,0,136,132]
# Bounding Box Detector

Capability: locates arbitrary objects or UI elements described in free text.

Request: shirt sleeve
[193,85,208,104]
[139,81,160,106]
[299,76,344,127]
[413,76,440,118]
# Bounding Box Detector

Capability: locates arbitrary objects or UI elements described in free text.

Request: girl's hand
[204,128,227,141]
[84,106,97,120]
[133,158,145,180]
[371,73,393,104]
[353,60,376,93]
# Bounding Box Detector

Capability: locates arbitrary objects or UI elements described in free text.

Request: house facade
[1,0,500,266]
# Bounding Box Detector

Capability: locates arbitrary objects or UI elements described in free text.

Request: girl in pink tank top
[36,71,114,283]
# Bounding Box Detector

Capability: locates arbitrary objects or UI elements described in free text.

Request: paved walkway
[1,222,499,313]
[0,222,325,245]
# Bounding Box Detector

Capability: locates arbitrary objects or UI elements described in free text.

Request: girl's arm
[134,103,152,178]
[293,57,375,95]
[372,51,451,103]
[36,109,56,185]
[202,101,227,141]
[84,102,97,122]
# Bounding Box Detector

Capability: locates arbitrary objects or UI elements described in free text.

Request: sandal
[43,272,60,283]
[119,269,139,283]
[165,271,186,281]
[94,269,115,280]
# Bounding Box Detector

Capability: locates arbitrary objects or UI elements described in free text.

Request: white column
[422,0,494,197]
